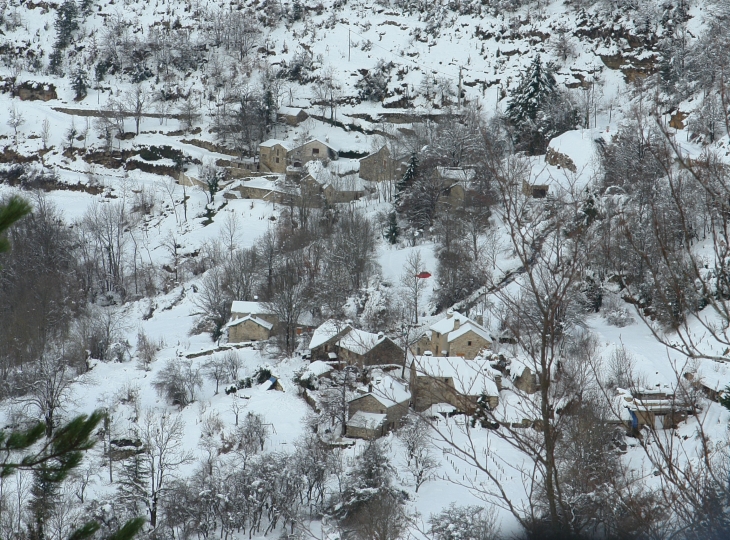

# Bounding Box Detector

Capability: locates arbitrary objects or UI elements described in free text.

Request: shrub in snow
[601,295,634,328]
[429,504,499,540]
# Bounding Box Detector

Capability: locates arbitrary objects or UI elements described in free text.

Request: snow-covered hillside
[3,0,730,539]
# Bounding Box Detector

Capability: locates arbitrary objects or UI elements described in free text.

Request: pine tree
[117,452,151,518]
[0,412,144,540]
[49,0,79,74]
[505,54,556,127]
[0,196,31,258]
[55,0,79,48]
[395,152,418,206]
[72,67,89,101]
[384,211,399,245]
[29,464,60,540]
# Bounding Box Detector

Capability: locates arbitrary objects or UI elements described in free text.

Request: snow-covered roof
[525,129,600,195]
[304,360,333,378]
[231,301,270,315]
[305,160,366,191]
[430,311,470,334]
[260,139,293,150]
[430,311,491,345]
[447,322,491,343]
[278,105,307,116]
[693,359,730,393]
[412,355,499,396]
[491,391,542,424]
[338,328,386,356]
[437,166,476,182]
[347,411,386,430]
[227,315,273,331]
[309,320,352,350]
[294,137,337,151]
[352,370,410,408]
[309,321,388,355]
[508,355,537,381]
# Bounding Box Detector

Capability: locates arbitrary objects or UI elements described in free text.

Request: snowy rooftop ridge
[227,315,273,331]
[347,411,386,430]
[412,355,500,396]
[231,301,271,315]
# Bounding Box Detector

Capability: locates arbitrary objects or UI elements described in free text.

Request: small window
[383,159,387,166]
[468,340,472,346]
[276,148,280,156]
[275,157,280,163]
[312,148,320,155]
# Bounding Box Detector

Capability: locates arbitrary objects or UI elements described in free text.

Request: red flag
[416,271,431,279]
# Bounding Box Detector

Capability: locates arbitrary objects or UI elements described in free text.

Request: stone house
[345,411,387,439]
[420,310,492,359]
[259,140,293,174]
[522,179,549,198]
[228,316,274,343]
[227,301,279,343]
[512,365,539,394]
[409,353,499,413]
[684,359,730,403]
[615,388,689,431]
[277,106,309,126]
[309,321,404,367]
[433,167,487,208]
[300,170,367,205]
[289,139,338,168]
[359,146,407,183]
[346,371,410,438]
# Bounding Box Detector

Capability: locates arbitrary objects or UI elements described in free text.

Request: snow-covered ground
[3,0,730,537]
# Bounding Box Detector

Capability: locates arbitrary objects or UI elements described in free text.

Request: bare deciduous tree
[136,410,194,529]
[400,250,428,324]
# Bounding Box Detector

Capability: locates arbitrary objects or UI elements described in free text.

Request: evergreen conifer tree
[505,54,556,126]
[55,0,79,48]
[117,452,151,518]
[0,411,144,540]
[0,196,31,258]
[384,211,399,245]
[395,152,418,206]
[49,0,79,74]
[72,67,89,100]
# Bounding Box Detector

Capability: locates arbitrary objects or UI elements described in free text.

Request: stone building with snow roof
[288,139,338,168]
[300,168,368,204]
[409,353,499,413]
[227,301,279,343]
[228,316,274,343]
[345,411,387,440]
[417,310,492,359]
[346,370,411,438]
[259,139,293,174]
[308,320,404,367]
[359,145,407,183]
[684,359,730,402]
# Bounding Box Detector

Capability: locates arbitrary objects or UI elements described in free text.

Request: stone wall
[228,319,271,343]
[349,394,409,432]
[361,339,405,367]
[449,332,490,359]
[259,144,288,173]
[410,366,477,413]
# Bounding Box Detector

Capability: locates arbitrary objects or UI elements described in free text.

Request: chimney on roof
[377,332,384,340]
[453,319,460,330]
[368,383,373,393]
[446,309,454,319]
